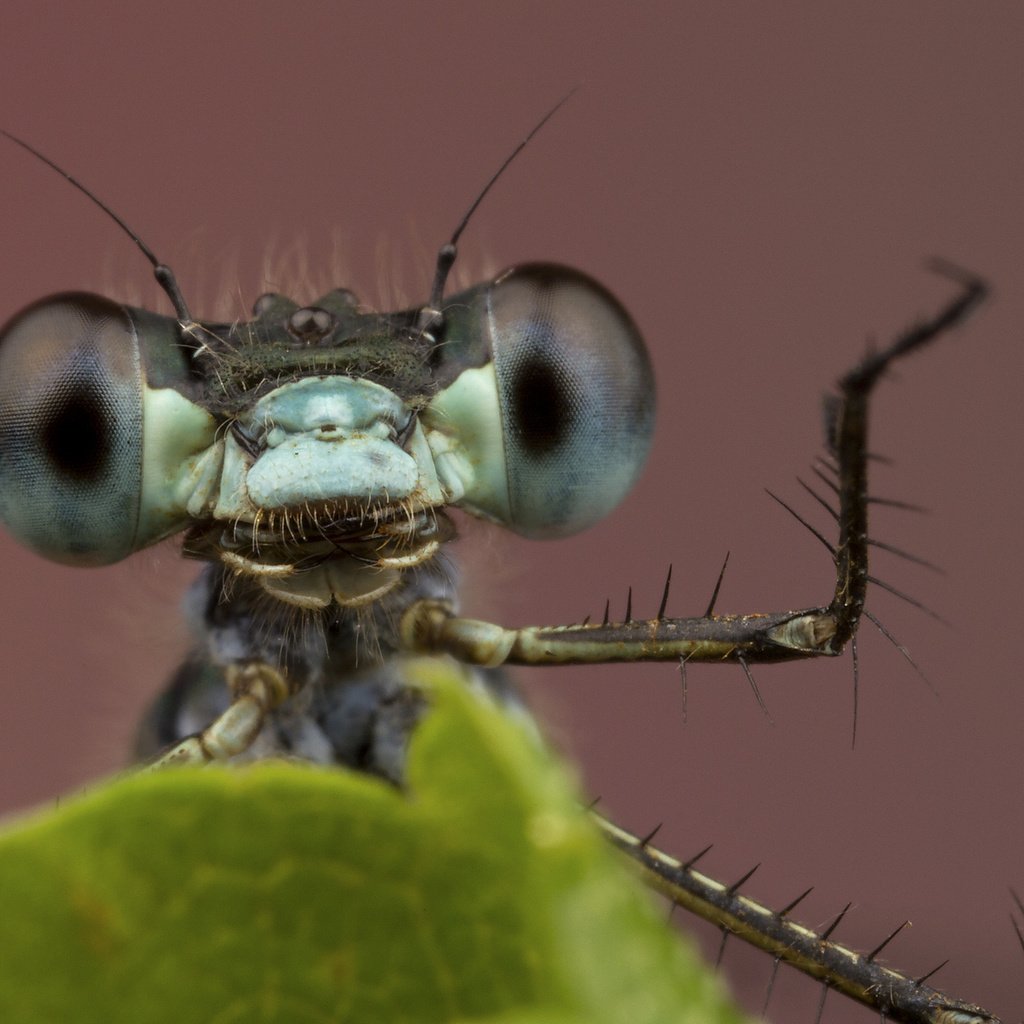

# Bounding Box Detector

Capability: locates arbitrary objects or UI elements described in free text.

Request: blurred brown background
[0,3,1021,1020]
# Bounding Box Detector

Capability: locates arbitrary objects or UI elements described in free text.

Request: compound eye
[488,264,655,537]
[0,293,144,564]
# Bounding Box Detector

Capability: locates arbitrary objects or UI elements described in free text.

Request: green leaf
[0,658,747,1024]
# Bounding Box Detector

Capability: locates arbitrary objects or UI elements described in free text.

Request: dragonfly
[0,112,997,1024]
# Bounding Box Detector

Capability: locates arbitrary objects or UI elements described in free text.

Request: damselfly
[0,113,998,1024]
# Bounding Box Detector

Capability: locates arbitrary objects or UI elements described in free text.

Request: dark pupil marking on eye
[511,354,571,453]
[41,382,110,481]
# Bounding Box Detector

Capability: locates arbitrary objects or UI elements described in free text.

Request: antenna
[1,129,194,323]
[419,89,577,329]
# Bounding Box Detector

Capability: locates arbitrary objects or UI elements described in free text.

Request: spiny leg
[402,264,986,673]
[596,814,998,1024]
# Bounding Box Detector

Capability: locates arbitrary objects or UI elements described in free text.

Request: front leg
[151,662,291,767]
[401,263,987,674]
